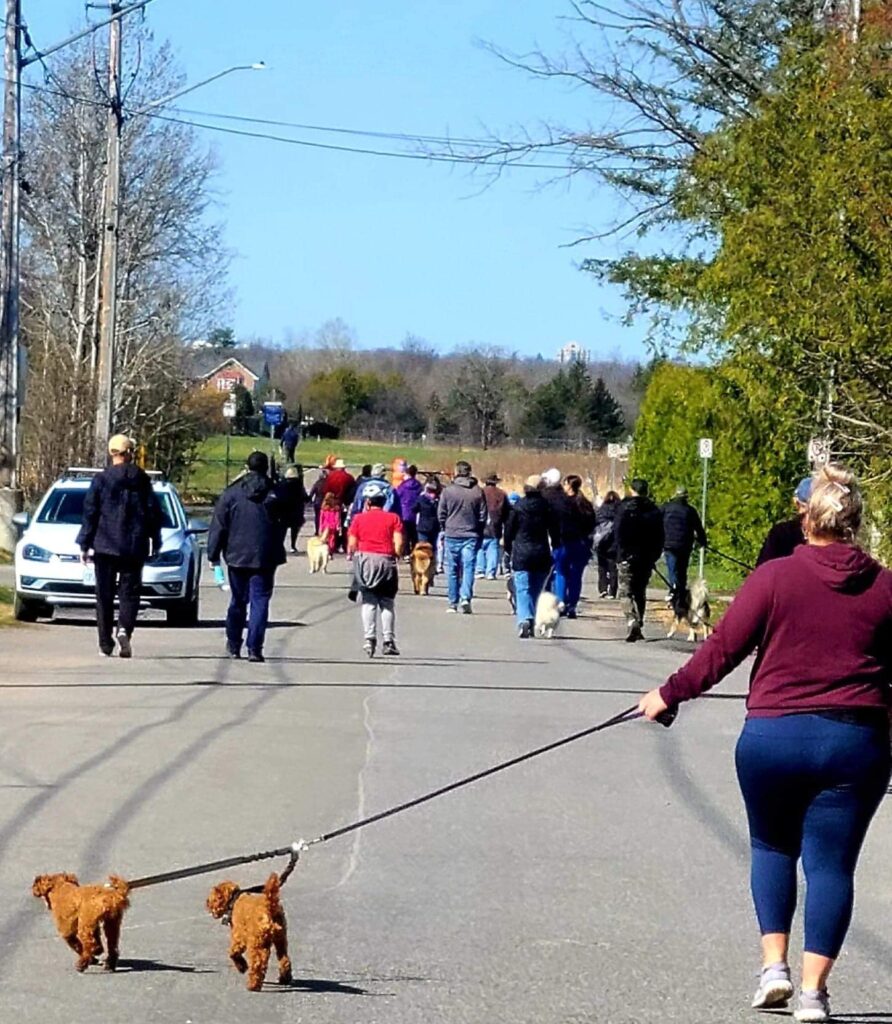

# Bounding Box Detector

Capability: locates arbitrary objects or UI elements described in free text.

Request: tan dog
[207,873,293,992]
[32,872,130,972]
[410,542,435,595]
[306,528,330,573]
[667,577,712,642]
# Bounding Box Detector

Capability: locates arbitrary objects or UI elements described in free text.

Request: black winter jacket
[503,492,559,572]
[661,497,707,552]
[414,493,440,538]
[207,471,286,570]
[77,462,162,561]
[594,499,619,556]
[614,496,664,565]
[756,516,805,566]
[277,478,307,528]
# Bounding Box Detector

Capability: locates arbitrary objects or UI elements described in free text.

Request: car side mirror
[11,511,29,528]
[186,518,209,536]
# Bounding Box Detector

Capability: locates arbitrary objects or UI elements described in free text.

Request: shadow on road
[116,958,214,974]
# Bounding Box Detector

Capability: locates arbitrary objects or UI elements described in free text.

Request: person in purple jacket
[639,464,892,1024]
[396,464,423,554]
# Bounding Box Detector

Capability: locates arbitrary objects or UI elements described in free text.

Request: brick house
[197,356,261,394]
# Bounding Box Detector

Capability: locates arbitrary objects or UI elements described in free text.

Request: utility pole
[0,0,21,551]
[93,1,122,467]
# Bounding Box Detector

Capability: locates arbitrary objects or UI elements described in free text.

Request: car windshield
[36,487,179,529]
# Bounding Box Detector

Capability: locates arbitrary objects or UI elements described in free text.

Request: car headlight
[22,544,51,562]
[149,548,184,567]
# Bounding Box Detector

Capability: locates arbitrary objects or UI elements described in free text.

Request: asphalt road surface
[1,551,890,1024]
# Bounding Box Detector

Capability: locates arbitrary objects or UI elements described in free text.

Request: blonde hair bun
[806,463,862,542]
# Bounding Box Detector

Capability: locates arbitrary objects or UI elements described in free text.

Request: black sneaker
[363,638,376,658]
[247,650,265,663]
[518,620,532,639]
[460,600,472,615]
[226,646,241,660]
[566,609,577,620]
[382,641,400,656]
[625,624,643,644]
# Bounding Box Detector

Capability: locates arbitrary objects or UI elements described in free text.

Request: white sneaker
[752,963,793,1010]
[116,630,132,659]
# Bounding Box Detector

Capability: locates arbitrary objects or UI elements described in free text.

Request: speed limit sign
[699,438,713,459]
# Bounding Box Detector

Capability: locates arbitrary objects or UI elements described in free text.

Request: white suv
[13,469,206,625]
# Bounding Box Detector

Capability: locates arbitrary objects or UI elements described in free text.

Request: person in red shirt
[638,464,892,1024]
[347,488,403,657]
[320,458,356,552]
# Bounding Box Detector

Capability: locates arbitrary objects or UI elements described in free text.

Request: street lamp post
[93,60,265,466]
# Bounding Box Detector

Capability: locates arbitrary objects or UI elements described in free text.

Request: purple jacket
[660,543,892,717]
[396,477,423,523]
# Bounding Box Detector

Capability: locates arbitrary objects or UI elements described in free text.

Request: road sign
[808,437,830,465]
[699,438,714,459]
[607,443,630,459]
[222,398,236,419]
[262,401,286,427]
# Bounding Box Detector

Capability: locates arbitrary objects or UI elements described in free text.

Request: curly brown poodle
[32,872,130,972]
[206,872,293,991]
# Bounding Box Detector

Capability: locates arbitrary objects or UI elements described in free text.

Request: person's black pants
[618,559,652,628]
[93,554,143,653]
[597,548,617,597]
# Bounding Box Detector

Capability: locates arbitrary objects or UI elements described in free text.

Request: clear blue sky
[35,1,649,361]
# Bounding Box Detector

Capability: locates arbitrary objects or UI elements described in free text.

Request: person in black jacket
[207,451,285,662]
[614,477,664,642]
[661,487,707,616]
[77,434,162,658]
[503,476,560,638]
[756,477,811,566]
[558,475,596,618]
[593,490,620,599]
[277,464,307,555]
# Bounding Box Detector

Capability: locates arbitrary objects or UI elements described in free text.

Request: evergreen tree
[587,377,625,443]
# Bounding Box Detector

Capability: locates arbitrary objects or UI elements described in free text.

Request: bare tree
[19,33,229,491]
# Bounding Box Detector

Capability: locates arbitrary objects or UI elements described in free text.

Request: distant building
[190,354,262,394]
[557,341,589,365]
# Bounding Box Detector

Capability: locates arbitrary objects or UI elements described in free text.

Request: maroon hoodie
[660,543,892,717]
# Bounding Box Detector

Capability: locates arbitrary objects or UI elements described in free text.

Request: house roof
[190,353,260,381]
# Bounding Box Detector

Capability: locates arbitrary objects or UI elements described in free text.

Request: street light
[92,59,266,466]
[129,62,267,118]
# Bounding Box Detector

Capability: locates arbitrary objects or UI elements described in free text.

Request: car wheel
[166,563,199,627]
[14,594,49,622]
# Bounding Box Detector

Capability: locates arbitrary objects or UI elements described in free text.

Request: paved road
[1,548,890,1024]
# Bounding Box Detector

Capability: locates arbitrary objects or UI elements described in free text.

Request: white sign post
[698,438,713,578]
[606,442,630,492]
[223,398,237,487]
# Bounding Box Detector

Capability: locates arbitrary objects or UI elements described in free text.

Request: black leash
[653,565,673,590]
[219,846,301,925]
[707,545,754,573]
[128,702,675,890]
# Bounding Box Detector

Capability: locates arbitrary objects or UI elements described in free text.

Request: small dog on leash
[410,542,435,595]
[32,872,130,972]
[534,589,563,639]
[306,528,331,574]
[206,872,293,992]
[506,572,517,613]
[667,577,712,642]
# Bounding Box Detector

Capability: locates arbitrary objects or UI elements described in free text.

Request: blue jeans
[475,537,500,578]
[513,569,548,625]
[664,547,692,614]
[553,539,590,612]
[226,568,275,655]
[445,537,479,605]
[735,714,890,958]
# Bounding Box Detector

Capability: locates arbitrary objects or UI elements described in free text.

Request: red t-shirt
[348,509,402,555]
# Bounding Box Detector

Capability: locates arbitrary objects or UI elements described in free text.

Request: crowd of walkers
[75,435,891,1024]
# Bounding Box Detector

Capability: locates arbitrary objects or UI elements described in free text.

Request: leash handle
[655,706,678,728]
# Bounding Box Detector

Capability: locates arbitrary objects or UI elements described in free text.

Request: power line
[17,78,578,172]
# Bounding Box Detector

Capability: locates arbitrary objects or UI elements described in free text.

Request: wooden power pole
[93,1,123,466]
[0,0,21,550]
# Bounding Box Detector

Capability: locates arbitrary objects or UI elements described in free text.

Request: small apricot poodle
[32,872,130,972]
[206,872,293,991]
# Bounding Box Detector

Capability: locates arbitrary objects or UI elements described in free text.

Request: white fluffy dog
[534,589,563,639]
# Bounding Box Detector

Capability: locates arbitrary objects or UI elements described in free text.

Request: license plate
[82,565,96,587]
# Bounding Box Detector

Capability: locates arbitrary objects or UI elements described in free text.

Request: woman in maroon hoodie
[639,465,892,1024]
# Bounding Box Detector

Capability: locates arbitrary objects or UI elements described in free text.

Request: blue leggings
[735,714,890,958]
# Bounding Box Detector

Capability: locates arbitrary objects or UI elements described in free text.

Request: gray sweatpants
[360,592,395,642]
